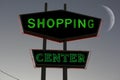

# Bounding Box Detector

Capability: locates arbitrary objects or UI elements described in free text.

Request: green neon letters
[28,18,94,29]
[35,53,85,63]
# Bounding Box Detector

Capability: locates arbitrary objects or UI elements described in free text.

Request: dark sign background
[32,50,89,68]
[20,10,101,42]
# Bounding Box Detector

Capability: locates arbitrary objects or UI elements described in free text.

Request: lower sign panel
[32,50,89,68]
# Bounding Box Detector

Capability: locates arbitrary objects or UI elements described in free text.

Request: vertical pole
[63,41,67,80]
[41,2,47,80]
[64,4,67,11]
[41,38,46,80]
[63,4,67,80]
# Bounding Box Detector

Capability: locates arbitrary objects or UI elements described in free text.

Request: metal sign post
[41,3,47,80]
[41,3,68,80]
[63,41,67,80]
[41,39,47,80]
[63,4,67,80]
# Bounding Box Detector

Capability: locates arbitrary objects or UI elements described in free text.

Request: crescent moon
[102,5,115,31]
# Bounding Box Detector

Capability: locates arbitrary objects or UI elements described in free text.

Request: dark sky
[0,0,120,80]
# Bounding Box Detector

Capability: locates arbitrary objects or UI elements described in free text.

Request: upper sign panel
[19,10,101,42]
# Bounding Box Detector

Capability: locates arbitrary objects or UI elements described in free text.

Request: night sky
[0,0,120,80]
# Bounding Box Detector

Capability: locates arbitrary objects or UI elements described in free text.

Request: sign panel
[32,50,89,68]
[20,10,101,42]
